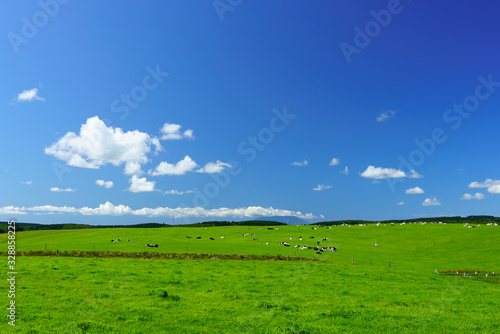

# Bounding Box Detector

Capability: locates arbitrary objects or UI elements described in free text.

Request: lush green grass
[5,223,499,271]
[1,223,499,332]
[2,257,500,333]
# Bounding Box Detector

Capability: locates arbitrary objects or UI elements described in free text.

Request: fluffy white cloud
[376,110,396,122]
[422,198,440,206]
[124,162,144,176]
[96,180,114,189]
[468,179,500,194]
[0,206,27,215]
[408,170,424,178]
[396,202,405,205]
[150,155,197,176]
[128,175,156,193]
[313,184,332,191]
[16,88,45,102]
[2,203,317,219]
[197,161,232,174]
[160,123,194,140]
[461,193,485,200]
[22,181,32,185]
[50,187,75,192]
[291,159,308,167]
[340,166,349,175]
[164,190,194,195]
[45,116,162,171]
[406,186,424,194]
[360,166,406,179]
[329,158,340,166]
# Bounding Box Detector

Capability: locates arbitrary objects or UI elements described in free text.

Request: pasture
[1,223,499,333]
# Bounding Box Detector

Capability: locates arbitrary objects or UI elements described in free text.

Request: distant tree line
[313,215,500,226]
[0,220,286,233]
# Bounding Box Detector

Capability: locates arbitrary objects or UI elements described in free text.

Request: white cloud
[461,193,485,200]
[96,180,114,189]
[50,187,76,192]
[16,88,45,102]
[197,161,232,174]
[164,190,194,195]
[150,155,197,176]
[128,175,156,193]
[408,170,424,178]
[329,158,340,166]
[0,206,27,215]
[160,123,194,140]
[22,181,32,185]
[468,179,500,194]
[406,186,424,194]
[340,166,349,175]
[45,116,162,172]
[422,198,440,206]
[360,166,406,180]
[313,184,332,191]
[2,203,317,219]
[376,110,396,122]
[396,202,405,205]
[291,159,308,167]
[124,161,144,175]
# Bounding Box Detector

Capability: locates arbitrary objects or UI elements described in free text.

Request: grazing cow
[322,238,328,242]
[373,243,378,246]
[288,237,293,240]
[253,238,259,241]
[117,239,121,241]
[317,241,320,245]
[186,236,191,238]
[127,239,131,242]
[310,236,314,239]
[266,242,270,245]
[220,236,225,239]
[295,245,300,248]
[209,237,215,240]
[146,244,154,247]
[111,240,116,243]
[283,242,290,247]
[196,236,201,239]
[251,234,256,236]
[315,251,322,255]
[267,228,274,230]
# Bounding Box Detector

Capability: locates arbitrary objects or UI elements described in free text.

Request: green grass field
[1,223,499,333]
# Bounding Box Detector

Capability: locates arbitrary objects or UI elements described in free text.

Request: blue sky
[1,0,500,224]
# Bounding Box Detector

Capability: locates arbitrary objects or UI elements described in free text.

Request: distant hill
[254,216,309,225]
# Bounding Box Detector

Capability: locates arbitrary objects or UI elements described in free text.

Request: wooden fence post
[56,249,59,257]
[352,258,354,264]
[45,243,47,251]
[388,261,391,268]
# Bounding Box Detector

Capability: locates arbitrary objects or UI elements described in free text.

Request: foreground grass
[2,257,499,333]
